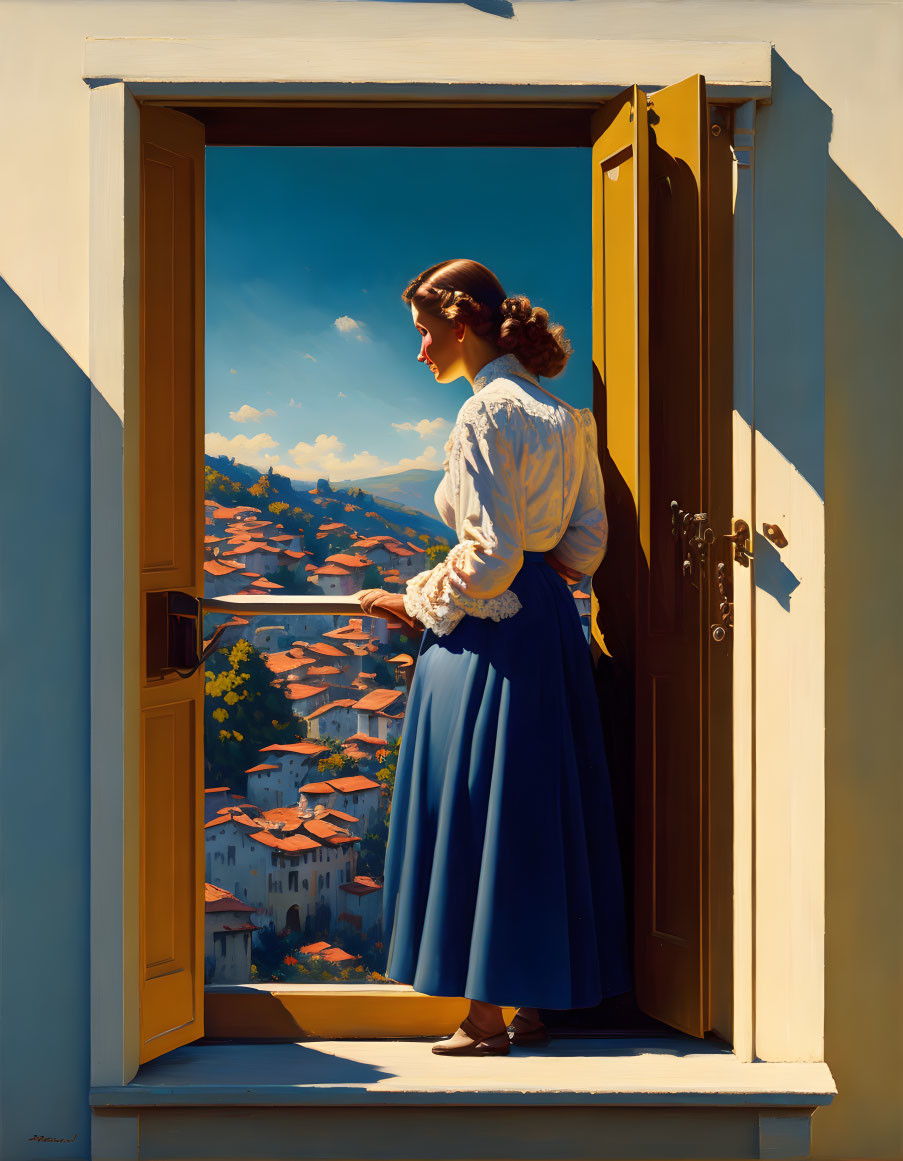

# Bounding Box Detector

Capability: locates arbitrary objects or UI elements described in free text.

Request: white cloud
[288,397,303,409]
[337,391,346,399]
[230,368,237,374]
[205,431,280,471]
[303,353,317,362]
[281,433,442,481]
[334,315,371,343]
[229,403,277,424]
[392,417,448,439]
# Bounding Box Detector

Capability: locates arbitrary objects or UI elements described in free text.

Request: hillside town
[201,462,592,985]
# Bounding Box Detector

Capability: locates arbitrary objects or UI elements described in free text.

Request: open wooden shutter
[591,76,711,1037]
[138,104,206,1063]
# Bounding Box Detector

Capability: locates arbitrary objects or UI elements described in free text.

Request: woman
[353,259,631,1056]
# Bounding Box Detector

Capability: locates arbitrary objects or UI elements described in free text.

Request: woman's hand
[544,551,583,585]
[352,588,424,633]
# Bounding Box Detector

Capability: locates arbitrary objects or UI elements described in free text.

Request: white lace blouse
[402,351,609,637]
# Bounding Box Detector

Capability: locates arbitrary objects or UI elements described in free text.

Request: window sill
[89,1034,836,1109]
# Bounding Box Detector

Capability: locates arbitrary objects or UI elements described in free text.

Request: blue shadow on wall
[0,274,91,1159]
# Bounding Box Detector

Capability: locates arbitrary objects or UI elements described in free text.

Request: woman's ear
[453,320,467,343]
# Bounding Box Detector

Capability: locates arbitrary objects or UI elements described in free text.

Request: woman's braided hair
[401,258,572,379]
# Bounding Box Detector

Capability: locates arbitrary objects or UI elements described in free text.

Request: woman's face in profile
[411,301,462,384]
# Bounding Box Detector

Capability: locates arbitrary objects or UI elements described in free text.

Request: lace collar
[472,352,541,394]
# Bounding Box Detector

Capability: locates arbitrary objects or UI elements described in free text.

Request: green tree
[317,747,358,779]
[248,474,271,498]
[426,543,450,568]
[204,638,304,794]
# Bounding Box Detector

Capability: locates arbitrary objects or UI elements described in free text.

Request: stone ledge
[90,1036,836,1108]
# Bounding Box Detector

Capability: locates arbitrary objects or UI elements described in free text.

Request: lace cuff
[403,565,523,638]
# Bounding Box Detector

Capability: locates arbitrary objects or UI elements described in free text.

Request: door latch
[146,590,229,680]
[722,517,752,566]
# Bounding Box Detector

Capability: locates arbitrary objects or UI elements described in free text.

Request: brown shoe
[431,1015,511,1056]
[507,1008,551,1047]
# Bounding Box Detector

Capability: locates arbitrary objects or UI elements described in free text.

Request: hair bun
[500,295,532,324]
[497,294,572,378]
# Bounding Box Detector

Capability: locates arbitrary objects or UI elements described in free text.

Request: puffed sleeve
[402,397,526,637]
[551,408,609,577]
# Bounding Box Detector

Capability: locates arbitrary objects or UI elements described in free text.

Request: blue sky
[205,146,591,482]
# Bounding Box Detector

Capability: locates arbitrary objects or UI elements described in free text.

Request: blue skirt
[381,550,632,1009]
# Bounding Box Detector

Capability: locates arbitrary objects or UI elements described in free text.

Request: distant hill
[329,468,445,516]
[205,454,451,545]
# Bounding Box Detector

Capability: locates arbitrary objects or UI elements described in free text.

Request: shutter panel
[138,104,206,1063]
[591,76,710,1037]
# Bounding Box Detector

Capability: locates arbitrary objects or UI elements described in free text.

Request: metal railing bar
[201,594,371,617]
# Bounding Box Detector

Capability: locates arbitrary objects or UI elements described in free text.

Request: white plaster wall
[0,3,899,1159]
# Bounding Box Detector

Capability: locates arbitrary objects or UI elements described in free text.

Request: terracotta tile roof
[322,620,374,642]
[264,650,314,675]
[305,699,358,720]
[296,781,336,795]
[223,541,281,557]
[325,553,372,568]
[283,682,329,701]
[259,807,302,822]
[324,774,381,793]
[204,811,257,830]
[205,786,230,794]
[386,653,414,665]
[306,664,344,677]
[245,763,279,774]
[205,883,258,912]
[282,549,312,559]
[260,740,330,757]
[340,877,383,896]
[303,818,356,843]
[319,947,359,963]
[318,521,349,531]
[250,831,321,852]
[269,534,296,542]
[204,559,244,576]
[573,589,590,599]
[352,688,405,712]
[299,940,331,953]
[344,732,388,747]
[311,564,350,576]
[321,807,358,823]
[307,642,349,657]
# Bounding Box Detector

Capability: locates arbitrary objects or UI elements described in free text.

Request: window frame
[87,40,828,1116]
